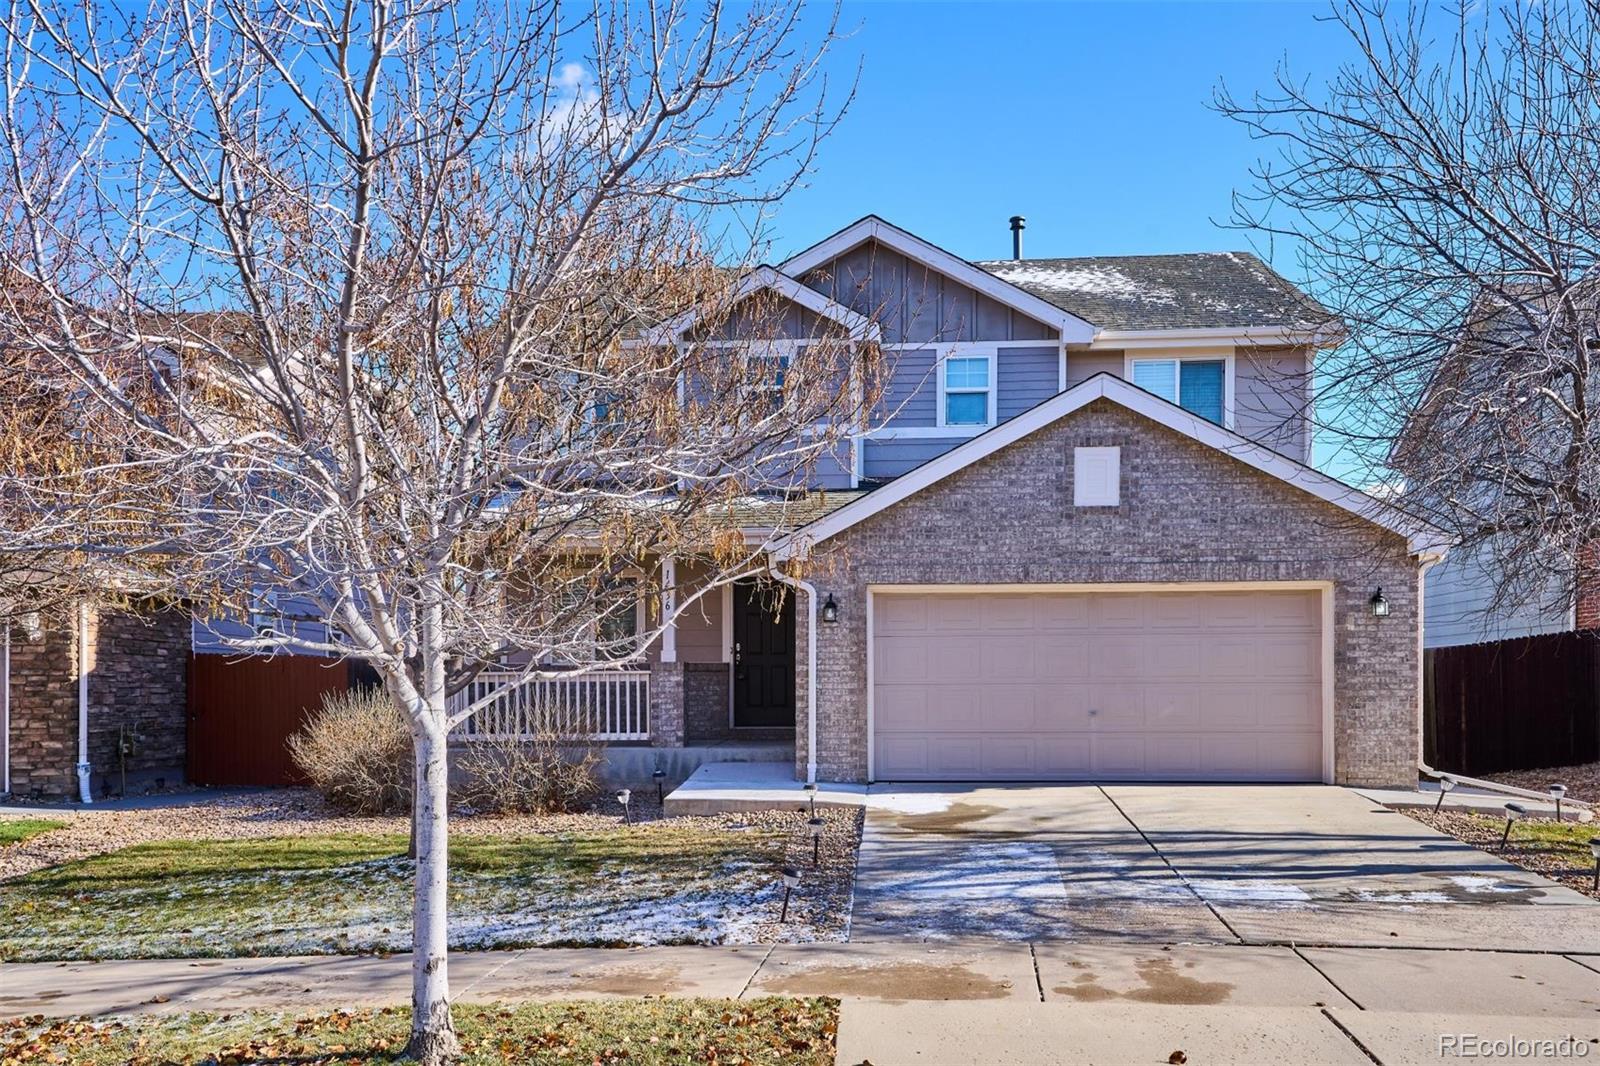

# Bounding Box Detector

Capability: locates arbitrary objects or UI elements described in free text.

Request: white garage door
[871,588,1324,782]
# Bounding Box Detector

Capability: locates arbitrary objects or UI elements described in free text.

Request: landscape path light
[1500,802,1527,849]
[1549,784,1567,822]
[1434,775,1457,813]
[779,866,800,923]
[1589,838,1600,892]
[616,788,632,825]
[653,768,666,808]
[807,816,825,866]
[802,782,817,815]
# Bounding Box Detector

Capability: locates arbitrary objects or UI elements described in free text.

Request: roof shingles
[975,251,1332,332]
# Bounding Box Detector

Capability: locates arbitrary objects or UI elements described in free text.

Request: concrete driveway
[849,784,1600,950]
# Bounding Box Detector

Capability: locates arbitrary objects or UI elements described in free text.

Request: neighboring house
[462,215,1449,789]
[2,598,189,801]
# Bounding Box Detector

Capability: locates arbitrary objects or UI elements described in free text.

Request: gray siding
[881,347,937,427]
[800,240,1057,344]
[1424,540,1573,648]
[997,345,1058,419]
[863,436,970,481]
[192,592,332,654]
[1235,347,1310,463]
[1065,351,1124,389]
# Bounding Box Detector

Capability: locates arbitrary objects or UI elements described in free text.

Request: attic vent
[1073,447,1120,507]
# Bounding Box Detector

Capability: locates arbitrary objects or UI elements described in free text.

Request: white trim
[644,265,881,345]
[779,216,1097,344]
[864,580,1338,785]
[769,568,818,784]
[771,373,1453,561]
[660,555,677,663]
[1088,326,1341,350]
[1124,349,1235,429]
[721,583,734,664]
[934,348,997,430]
[76,600,92,805]
[863,426,986,441]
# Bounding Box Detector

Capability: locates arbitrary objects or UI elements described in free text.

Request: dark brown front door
[732,580,795,728]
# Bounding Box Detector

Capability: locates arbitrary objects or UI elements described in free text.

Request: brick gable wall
[794,399,1422,787]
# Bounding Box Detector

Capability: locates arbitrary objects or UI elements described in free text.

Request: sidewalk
[4,940,1595,1017]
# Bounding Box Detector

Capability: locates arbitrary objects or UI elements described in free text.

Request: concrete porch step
[664,761,863,816]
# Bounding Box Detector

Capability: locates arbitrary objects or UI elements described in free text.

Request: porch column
[660,555,677,663]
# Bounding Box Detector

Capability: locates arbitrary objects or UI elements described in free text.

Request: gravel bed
[1483,761,1600,805]
[0,790,864,946]
[1403,808,1600,902]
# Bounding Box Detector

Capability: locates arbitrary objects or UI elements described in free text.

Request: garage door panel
[876,594,929,634]
[874,635,929,682]
[871,588,1324,782]
[1036,643,1091,681]
[981,635,1036,680]
[1036,735,1093,775]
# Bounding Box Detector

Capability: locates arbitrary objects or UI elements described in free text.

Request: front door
[732,580,795,728]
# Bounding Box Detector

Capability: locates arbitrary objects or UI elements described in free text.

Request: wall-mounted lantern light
[1369,588,1390,618]
[820,594,840,625]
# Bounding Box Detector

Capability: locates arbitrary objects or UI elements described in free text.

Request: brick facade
[1577,542,1600,631]
[793,399,1422,788]
[683,662,732,743]
[5,601,189,800]
[649,660,685,747]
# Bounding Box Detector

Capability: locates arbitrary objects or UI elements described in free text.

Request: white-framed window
[1128,355,1230,425]
[745,352,790,413]
[938,351,995,428]
[246,589,281,636]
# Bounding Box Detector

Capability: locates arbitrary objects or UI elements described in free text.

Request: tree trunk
[406,722,458,1064]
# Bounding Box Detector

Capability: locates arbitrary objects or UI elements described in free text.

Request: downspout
[76,600,93,804]
[768,567,819,785]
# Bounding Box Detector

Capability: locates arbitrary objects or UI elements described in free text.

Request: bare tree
[0,1,872,1060]
[1217,0,1600,620]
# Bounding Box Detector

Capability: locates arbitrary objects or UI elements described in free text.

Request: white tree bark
[408,712,457,1063]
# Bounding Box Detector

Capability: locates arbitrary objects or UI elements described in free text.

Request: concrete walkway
[4,941,1597,1064]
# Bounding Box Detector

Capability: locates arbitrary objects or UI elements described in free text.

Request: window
[942,355,991,426]
[246,590,281,636]
[1129,358,1226,424]
[594,578,641,660]
[747,354,789,412]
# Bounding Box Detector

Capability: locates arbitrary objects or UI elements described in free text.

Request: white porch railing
[449,669,651,742]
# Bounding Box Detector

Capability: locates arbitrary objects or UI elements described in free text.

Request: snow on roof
[977,251,1333,333]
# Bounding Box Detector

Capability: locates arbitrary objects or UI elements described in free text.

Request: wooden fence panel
[186,654,354,787]
[1424,630,1600,775]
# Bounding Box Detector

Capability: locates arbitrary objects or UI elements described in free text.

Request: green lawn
[0,824,795,962]
[0,818,65,847]
[0,997,840,1065]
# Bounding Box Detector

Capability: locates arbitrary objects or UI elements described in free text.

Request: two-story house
[458,215,1450,790]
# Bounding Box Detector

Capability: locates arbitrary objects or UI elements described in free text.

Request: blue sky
[767,1,1352,276]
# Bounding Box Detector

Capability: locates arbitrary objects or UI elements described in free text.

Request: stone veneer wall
[4,601,188,800]
[649,660,685,747]
[794,399,1423,788]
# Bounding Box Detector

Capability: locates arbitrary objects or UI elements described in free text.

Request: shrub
[456,730,601,815]
[288,685,413,814]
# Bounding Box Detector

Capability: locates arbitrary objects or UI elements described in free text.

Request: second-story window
[1130,358,1226,425]
[942,355,992,426]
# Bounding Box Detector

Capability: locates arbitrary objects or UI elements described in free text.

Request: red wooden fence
[1424,630,1600,775]
[186,653,354,787]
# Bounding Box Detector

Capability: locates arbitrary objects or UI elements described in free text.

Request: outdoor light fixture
[653,768,666,807]
[1550,784,1568,823]
[802,781,817,815]
[1590,838,1600,892]
[779,866,801,922]
[1501,802,1527,849]
[820,594,840,624]
[807,816,825,867]
[1369,588,1390,618]
[1434,775,1457,812]
[616,788,632,825]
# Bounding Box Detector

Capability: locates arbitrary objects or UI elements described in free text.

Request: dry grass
[1403,808,1600,901]
[0,998,840,1065]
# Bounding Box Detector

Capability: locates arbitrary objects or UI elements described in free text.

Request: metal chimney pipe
[1009,215,1026,260]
